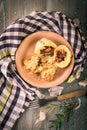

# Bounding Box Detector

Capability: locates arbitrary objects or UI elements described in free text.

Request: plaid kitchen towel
[0,11,86,130]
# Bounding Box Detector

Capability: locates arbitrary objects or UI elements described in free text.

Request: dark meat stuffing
[55,49,67,62]
[40,46,54,55]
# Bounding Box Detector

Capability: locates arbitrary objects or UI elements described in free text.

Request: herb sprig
[45,99,79,129]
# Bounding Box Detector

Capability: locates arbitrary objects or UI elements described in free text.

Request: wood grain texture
[0,0,87,130]
[0,0,87,40]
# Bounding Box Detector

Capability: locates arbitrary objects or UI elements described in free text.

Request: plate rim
[15,31,74,88]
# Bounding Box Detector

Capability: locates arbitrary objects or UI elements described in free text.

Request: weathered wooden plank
[23,0,47,14]
[0,0,87,40]
[0,1,87,130]
[0,0,5,34]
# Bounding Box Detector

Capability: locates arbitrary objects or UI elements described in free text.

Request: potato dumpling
[54,45,72,68]
[34,38,57,56]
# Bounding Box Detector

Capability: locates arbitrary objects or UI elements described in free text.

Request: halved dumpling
[54,45,72,68]
[34,38,57,56]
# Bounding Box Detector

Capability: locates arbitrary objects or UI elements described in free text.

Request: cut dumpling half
[34,38,57,56]
[54,45,72,68]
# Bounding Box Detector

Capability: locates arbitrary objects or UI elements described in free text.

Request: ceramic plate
[15,31,74,88]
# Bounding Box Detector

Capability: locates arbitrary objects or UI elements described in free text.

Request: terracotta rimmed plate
[15,31,74,88]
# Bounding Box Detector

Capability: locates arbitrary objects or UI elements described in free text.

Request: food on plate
[23,38,58,81]
[23,38,72,81]
[24,55,41,71]
[54,45,72,68]
[34,38,57,56]
[23,54,57,81]
[40,63,57,81]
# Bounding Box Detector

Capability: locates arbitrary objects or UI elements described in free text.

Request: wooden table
[0,0,87,41]
[0,0,87,130]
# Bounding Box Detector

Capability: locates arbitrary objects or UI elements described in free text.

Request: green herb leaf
[49,99,79,129]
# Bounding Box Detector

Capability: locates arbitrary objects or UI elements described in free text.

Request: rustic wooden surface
[0,0,87,41]
[0,0,87,130]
